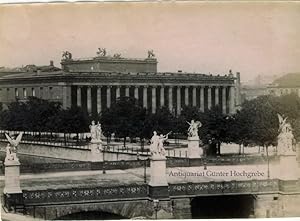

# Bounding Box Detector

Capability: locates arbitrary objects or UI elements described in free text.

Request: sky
[0,2,300,83]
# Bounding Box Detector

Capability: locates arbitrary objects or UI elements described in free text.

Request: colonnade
[75,85,236,115]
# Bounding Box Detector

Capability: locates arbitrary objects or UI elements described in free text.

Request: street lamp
[103,145,106,174]
[153,199,159,219]
[143,157,149,183]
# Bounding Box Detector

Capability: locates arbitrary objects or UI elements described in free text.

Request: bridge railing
[169,179,280,196]
[22,184,149,205]
[20,179,280,206]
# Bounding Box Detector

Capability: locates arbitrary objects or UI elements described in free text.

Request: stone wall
[254,193,300,218]
[26,199,171,220]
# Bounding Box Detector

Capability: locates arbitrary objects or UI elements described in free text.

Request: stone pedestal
[149,155,169,198]
[278,153,298,181]
[4,159,22,194]
[187,137,203,158]
[90,140,103,162]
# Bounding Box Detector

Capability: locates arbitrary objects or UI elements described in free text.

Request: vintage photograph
[0,1,299,220]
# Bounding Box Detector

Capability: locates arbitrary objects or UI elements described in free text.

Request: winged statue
[5,132,23,161]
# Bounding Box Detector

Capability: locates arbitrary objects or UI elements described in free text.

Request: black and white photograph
[0,1,299,220]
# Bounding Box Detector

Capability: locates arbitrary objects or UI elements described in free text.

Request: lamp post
[103,145,106,174]
[144,157,149,183]
[153,199,159,219]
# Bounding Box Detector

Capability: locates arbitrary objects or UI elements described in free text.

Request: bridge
[1,131,300,219]
[2,161,300,220]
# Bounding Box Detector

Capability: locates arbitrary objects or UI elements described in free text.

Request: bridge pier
[172,198,192,219]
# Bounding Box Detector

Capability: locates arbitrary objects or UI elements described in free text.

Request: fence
[20,179,281,205]
[23,184,149,205]
[169,179,280,196]
[0,130,90,149]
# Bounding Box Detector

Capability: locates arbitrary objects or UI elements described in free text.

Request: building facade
[0,51,241,116]
[267,73,300,97]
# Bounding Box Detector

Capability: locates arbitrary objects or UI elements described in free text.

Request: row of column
[76,85,235,115]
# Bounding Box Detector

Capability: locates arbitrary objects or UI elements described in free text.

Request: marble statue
[62,51,72,60]
[97,48,107,57]
[5,133,23,161]
[150,131,160,155]
[113,53,121,58]
[96,121,102,141]
[89,120,97,141]
[187,120,202,138]
[148,50,155,58]
[150,131,171,157]
[277,114,295,154]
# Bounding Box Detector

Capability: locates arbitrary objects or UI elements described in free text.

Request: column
[152,86,156,113]
[192,87,196,107]
[207,86,212,110]
[168,86,173,112]
[185,87,189,106]
[160,86,165,107]
[116,86,120,98]
[134,86,139,100]
[229,86,235,114]
[200,87,204,112]
[125,86,130,97]
[97,86,101,114]
[62,86,71,109]
[143,86,148,109]
[215,86,219,106]
[87,86,92,114]
[177,86,181,115]
[107,86,111,108]
[77,86,81,107]
[222,87,227,114]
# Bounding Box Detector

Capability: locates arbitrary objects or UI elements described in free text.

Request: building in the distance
[267,73,300,97]
[0,49,241,116]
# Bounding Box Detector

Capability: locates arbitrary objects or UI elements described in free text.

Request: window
[32,88,36,96]
[15,88,19,97]
[23,88,27,97]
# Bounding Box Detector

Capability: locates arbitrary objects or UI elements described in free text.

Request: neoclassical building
[0,50,241,116]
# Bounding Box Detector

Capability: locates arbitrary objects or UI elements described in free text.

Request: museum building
[0,50,241,116]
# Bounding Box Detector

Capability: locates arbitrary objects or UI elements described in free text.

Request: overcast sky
[0,2,299,83]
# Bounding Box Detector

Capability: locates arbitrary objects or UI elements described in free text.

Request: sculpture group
[277,114,295,155]
[5,133,23,162]
[89,120,102,142]
[149,131,171,157]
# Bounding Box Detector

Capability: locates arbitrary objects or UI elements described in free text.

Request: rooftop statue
[62,51,72,60]
[187,120,202,138]
[147,50,155,58]
[113,53,121,58]
[277,113,295,155]
[97,48,107,57]
[5,133,23,161]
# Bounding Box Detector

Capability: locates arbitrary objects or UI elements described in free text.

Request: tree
[198,105,227,155]
[100,97,146,147]
[237,96,279,149]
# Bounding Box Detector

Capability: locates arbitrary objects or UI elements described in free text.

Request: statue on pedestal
[277,114,295,155]
[5,133,23,161]
[187,120,202,138]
